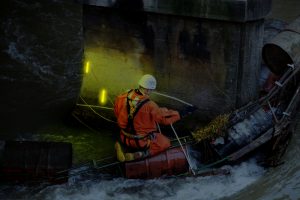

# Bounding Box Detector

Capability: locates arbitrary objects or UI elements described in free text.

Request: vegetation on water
[38,123,115,164]
[192,114,230,142]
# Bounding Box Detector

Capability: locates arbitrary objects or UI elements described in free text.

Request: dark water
[0,0,83,132]
[0,0,300,200]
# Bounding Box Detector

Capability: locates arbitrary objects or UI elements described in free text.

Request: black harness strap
[125,91,150,135]
[122,90,150,150]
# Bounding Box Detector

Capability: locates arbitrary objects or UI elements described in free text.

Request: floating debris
[192,114,230,142]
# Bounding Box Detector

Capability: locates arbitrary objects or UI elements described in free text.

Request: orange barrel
[124,146,188,179]
[262,17,300,75]
[0,140,72,183]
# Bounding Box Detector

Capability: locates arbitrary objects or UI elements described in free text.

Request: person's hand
[179,105,198,118]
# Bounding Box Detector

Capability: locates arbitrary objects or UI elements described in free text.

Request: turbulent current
[1,117,298,200]
[14,160,265,200]
[0,124,299,200]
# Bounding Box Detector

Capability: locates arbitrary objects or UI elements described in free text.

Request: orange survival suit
[114,89,181,156]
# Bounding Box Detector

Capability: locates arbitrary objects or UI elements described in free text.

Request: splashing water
[23,159,264,200]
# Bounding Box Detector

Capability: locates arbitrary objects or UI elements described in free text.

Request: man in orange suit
[114,74,183,162]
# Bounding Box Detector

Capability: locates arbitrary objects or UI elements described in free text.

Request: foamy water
[26,160,264,200]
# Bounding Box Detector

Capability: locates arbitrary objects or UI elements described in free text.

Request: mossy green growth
[192,114,230,142]
[38,124,115,164]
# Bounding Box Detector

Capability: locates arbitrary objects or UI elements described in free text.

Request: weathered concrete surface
[0,1,83,132]
[268,0,300,23]
[80,0,270,121]
[78,0,272,22]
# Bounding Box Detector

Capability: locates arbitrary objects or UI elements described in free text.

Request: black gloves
[179,105,198,118]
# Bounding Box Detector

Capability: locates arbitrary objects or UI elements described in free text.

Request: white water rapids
[23,160,264,200]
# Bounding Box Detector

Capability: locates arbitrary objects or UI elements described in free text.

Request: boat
[67,61,300,181]
[0,64,298,184]
[60,17,300,181]
[0,59,298,184]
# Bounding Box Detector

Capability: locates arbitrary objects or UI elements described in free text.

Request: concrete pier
[78,0,271,22]
[0,0,272,132]
[79,0,272,120]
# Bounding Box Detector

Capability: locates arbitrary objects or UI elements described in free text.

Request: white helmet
[138,74,157,90]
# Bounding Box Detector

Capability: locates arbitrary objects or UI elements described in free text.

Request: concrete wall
[268,0,300,22]
[79,0,271,22]
[80,0,271,120]
[0,0,274,133]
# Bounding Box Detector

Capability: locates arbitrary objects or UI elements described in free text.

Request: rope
[71,113,102,134]
[153,91,194,106]
[79,96,117,124]
[170,124,196,175]
[76,103,113,110]
[54,156,118,180]
[174,156,230,177]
